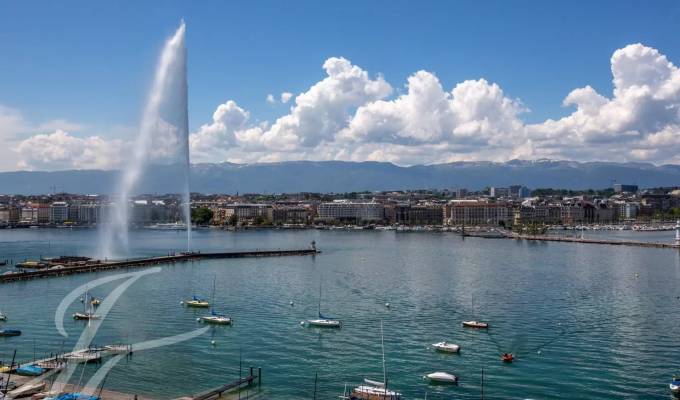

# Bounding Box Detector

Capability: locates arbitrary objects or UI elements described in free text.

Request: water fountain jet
[99,21,191,258]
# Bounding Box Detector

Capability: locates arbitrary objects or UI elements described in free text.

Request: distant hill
[0,160,678,195]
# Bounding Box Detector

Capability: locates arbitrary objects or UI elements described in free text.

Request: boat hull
[200,316,232,325]
[432,342,460,353]
[186,301,210,308]
[462,321,489,329]
[0,329,21,336]
[306,319,341,328]
[350,386,401,400]
[425,372,458,385]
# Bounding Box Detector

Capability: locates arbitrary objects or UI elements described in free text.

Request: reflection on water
[0,228,679,399]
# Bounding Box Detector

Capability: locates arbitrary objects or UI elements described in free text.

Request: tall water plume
[99,21,191,258]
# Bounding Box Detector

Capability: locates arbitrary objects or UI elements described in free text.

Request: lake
[1,228,679,399]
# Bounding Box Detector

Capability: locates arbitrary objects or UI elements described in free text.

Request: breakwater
[0,249,319,283]
[512,234,680,249]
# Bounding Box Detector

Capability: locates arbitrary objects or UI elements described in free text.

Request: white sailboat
[304,281,341,328]
[199,277,232,325]
[343,321,402,400]
[0,311,6,321]
[462,294,488,329]
[73,288,99,320]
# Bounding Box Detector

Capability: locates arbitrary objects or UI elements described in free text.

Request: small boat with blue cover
[670,375,680,395]
[16,364,45,376]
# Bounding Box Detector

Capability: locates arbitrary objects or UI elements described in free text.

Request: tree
[191,207,213,225]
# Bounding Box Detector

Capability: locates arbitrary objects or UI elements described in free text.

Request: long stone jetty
[0,249,319,283]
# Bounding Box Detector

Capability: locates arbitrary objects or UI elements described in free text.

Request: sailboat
[73,288,99,320]
[199,277,232,325]
[304,281,341,328]
[462,294,488,329]
[0,310,6,321]
[343,321,402,400]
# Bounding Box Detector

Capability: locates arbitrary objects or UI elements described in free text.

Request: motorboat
[432,341,460,353]
[184,296,210,308]
[462,320,489,329]
[90,297,101,306]
[15,364,45,376]
[501,353,515,363]
[670,375,680,394]
[424,371,458,384]
[0,329,21,337]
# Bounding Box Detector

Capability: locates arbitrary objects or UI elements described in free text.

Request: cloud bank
[11,43,680,170]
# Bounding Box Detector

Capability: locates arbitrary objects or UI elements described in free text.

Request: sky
[1,0,680,170]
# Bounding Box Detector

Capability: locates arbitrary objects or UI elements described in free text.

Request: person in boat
[502,353,514,362]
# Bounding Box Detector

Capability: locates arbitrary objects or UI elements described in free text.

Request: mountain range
[0,160,678,195]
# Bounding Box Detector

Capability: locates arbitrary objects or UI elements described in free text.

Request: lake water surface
[0,228,679,399]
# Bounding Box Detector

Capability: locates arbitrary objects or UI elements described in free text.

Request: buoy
[211,340,216,346]
[385,302,390,308]
[290,301,294,306]
[180,301,184,305]
[537,350,541,355]
[300,321,305,326]
[196,318,201,322]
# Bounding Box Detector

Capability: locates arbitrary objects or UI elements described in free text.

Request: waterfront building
[37,204,50,224]
[445,200,512,226]
[271,205,311,224]
[317,200,384,223]
[0,205,21,225]
[21,206,37,224]
[49,201,69,224]
[560,205,584,225]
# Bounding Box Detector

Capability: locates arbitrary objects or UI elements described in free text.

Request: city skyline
[2,1,680,171]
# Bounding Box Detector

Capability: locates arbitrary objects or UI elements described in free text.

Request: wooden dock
[0,249,318,283]
[187,368,261,400]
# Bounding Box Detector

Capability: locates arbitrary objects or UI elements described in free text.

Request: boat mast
[380,319,387,397]
[211,276,216,314]
[318,280,322,317]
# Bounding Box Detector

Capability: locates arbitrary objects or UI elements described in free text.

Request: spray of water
[99,21,191,258]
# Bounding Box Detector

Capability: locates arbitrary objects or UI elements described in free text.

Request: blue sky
[2,1,680,170]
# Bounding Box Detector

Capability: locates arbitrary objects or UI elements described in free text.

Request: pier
[0,249,319,283]
[510,234,680,249]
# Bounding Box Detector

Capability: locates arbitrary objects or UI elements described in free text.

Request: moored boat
[73,312,100,320]
[104,344,132,354]
[670,375,680,394]
[0,329,21,337]
[200,310,232,325]
[462,320,489,329]
[432,341,460,353]
[0,311,6,321]
[424,371,458,384]
[184,296,210,308]
[15,364,45,376]
[501,353,515,363]
[305,281,341,328]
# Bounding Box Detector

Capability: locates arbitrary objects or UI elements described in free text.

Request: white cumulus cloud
[12,43,680,170]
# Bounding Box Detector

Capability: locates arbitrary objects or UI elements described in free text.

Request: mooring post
[249,367,253,385]
[258,367,261,386]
